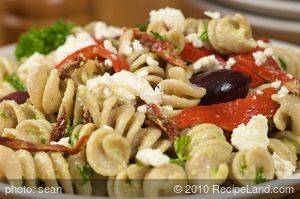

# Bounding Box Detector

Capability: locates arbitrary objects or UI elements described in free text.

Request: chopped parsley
[15,21,74,60]
[4,73,26,91]
[199,21,209,42]
[170,135,191,164]
[151,31,167,41]
[240,164,247,175]
[138,22,149,32]
[76,164,94,185]
[0,111,8,119]
[39,136,46,144]
[278,58,287,71]
[255,167,267,184]
[65,119,83,146]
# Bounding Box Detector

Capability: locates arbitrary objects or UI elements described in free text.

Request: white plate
[212,0,300,20]
[0,42,300,198]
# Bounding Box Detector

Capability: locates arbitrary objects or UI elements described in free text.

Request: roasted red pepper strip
[55,45,129,72]
[180,42,225,66]
[173,87,279,131]
[133,28,187,68]
[0,134,90,154]
[232,50,299,88]
[146,104,179,140]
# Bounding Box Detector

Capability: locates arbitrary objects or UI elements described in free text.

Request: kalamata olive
[0,91,29,104]
[190,69,251,105]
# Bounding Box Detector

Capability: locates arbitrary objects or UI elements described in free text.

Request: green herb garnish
[138,22,149,32]
[4,73,26,91]
[151,31,167,40]
[15,21,74,60]
[0,111,8,119]
[170,135,191,164]
[66,119,83,146]
[240,164,247,175]
[199,21,209,42]
[278,58,287,71]
[39,136,46,144]
[255,167,267,184]
[76,164,95,185]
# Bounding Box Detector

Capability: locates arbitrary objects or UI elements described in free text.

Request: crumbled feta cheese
[287,73,293,79]
[50,137,70,147]
[253,95,257,100]
[256,90,263,95]
[136,69,149,78]
[252,47,273,66]
[137,105,147,113]
[257,40,270,49]
[149,7,185,32]
[18,52,46,73]
[185,33,203,48]
[55,32,96,63]
[146,56,159,66]
[132,39,144,51]
[136,148,170,167]
[225,57,236,69]
[104,59,113,67]
[94,21,123,39]
[193,55,220,73]
[120,39,133,56]
[204,11,221,19]
[272,152,296,179]
[271,80,281,89]
[277,86,289,97]
[231,114,270,150]
[86,71,162,104]
[103,40,117,54]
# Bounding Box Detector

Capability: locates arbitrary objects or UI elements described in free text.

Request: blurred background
[0,0,299,46]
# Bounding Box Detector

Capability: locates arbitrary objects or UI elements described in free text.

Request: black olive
[0,91,29,104]
[190,69,251,105]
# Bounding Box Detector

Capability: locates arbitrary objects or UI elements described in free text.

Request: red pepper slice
[232,50,298,88]
[55,45,129,72]
[180,42,225,66]
[173,87,279,131]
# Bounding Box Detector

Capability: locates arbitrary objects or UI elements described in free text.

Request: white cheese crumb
[103,40,117,54]
[225,57,236,69]
[257,40,270,49]
[185,33,203,48]
[253,95,257,100]
[271,80,281,89]
[231,114,270,150]
[193,55,220,73]
[136,69,149,78]
[54,32,96,64]
[104,59,113,67]
[146,56,159,66]
[272,152,296,179]
[103,87,112,98]
[136,148,170,167]
[94,21,123,39]
[50,137,70,147]
[120,39,133,56]
[277,86,289,97]
[149,7,185,32]
[287,73,293,79]
[252,47,273,66]
[132,39,144,51]
[256,90,263,95]
[204,11,221,19]
[86,71,162,104]
[137,105,147,113]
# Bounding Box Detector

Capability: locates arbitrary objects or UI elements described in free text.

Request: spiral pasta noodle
[185,124,232,186]
[158,67,206,109]
[208,13,257,54]
[273,47,300,79]
[231,147,275,185]
[272,94,300,135]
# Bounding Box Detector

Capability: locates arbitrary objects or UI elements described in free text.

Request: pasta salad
[0,7,300,197]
